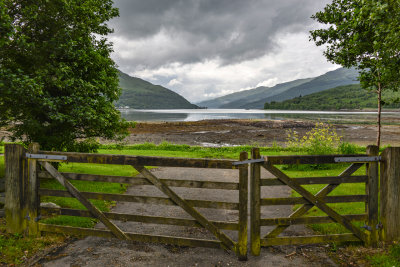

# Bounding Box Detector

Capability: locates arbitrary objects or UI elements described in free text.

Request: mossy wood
[5,144,28,234]
[27,143,40,236]
[380,147,400,242]
[250,148,261,256]
[261,195,367,205]
[237,152,248,260]
[39,224,222,248]
[39,188,239,210]
[264,154,368,165]
[261,175,367,186]
[40,207,239,230]
[366,145,379,246]
[38,171,239,190]
[261,234,360,246]
[37,150,237,169]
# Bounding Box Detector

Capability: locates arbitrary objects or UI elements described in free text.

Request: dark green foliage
[264,84,400,110]
[0,0,130,152]
[117,70,198,109]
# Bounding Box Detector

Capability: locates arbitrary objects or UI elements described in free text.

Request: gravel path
[42,167,336,267]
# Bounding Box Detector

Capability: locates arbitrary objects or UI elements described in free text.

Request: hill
[197,68,360,109]
[264,84,400,110]
[116,71,198,109]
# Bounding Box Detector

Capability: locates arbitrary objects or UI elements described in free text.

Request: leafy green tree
[0,0,129,151]
[310,0,400,147]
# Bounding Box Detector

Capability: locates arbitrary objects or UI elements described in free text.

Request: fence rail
[3,143,400,260]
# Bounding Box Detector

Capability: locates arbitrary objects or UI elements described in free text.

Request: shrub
[286,122,342,155]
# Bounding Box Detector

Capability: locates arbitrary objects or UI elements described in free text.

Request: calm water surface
[119,109,400,124]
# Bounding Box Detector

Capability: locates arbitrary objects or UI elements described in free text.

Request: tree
[310,0,400,147]
[0,0,130,151]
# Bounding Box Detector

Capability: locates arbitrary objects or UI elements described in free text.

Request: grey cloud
[110,0,331,68]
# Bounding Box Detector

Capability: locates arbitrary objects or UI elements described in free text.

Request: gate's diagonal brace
[263,162,368,243]
[132,165,236,251]
[39,162,129,240]
[264,163,364,238]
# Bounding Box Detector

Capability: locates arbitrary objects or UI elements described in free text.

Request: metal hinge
[334,156,381,163]
[232,158,265,165]
[26,153,67,161]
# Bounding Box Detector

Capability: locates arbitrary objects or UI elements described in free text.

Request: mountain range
[116,70,198,109]
[196,68,360,109]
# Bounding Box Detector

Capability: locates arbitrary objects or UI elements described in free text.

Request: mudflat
[124,119,400,147]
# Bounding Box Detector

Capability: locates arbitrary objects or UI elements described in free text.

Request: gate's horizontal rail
[260,214,367,226]
[261,233,360,246]
[264,154,368,165]
[261,195,367,205]
[37,151,237,169]
[41,207,239,230]
[261,175,367,186]
[39,223,222,249]
[38,171,239,190]
[39,189,239,210]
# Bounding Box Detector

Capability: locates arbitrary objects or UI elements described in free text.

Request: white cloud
[109,0,337,103]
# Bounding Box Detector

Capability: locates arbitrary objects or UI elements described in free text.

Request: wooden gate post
[5,144,28,234]
[250,148,261,256]
[28,143,40,236]
[380,147,400,241]
[366,145,379,246]
[237,151,248,261]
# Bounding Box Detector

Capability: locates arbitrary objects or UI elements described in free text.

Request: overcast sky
[108,0,338,103]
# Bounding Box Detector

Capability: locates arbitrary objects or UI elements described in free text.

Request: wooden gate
[5,144,248,260]
[248,146,379,256]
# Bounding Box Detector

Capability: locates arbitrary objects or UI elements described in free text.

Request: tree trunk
[377,83,382,148]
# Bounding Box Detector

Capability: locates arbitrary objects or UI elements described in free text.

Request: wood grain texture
[380,147,400,241]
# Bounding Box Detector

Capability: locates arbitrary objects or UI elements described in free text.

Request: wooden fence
[3,143,400,260]
[4,143,248,260]
[248,146,380,255]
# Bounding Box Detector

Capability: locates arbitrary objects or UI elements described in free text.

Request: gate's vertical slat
[5,144,28,234]
[250,148,261,256]
[238,151,248,261]
[366,145,379,246]
[28,143,40,236]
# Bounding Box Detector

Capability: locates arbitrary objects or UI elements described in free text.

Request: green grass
[368,243,400,267]
[0,156,4,179]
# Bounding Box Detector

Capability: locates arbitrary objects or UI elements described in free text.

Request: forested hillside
[117,71,198,109]
[264,84,400,110]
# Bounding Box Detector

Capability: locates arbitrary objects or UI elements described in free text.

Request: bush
[286,122,342,155]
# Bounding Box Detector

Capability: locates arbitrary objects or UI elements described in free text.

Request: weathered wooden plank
[237,152,248,260]
[39,162,129,240]
[264,154,368,165]
[40,207,238,230]
[264,163,363,238]
[37,151,236,169]
[38,171,239,190]
[263,162,368,243]
[366,145,379,247]
[132,165,237,252]
[39,189,239,210]
[261,234,360,247]
[261,195,367,206]
[27,143,40,237]
[261,175,367,186]
[260,214,367,226]
[38,223,222,249]
[380,147,400,242]
[250,148,261,256]
[5,144,28,234]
